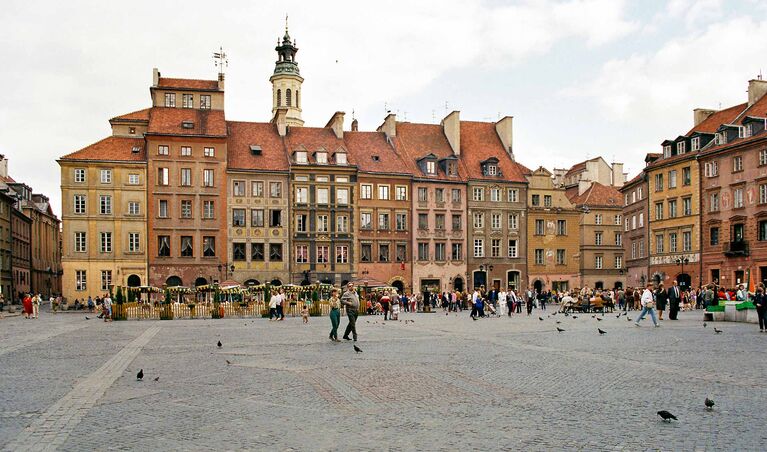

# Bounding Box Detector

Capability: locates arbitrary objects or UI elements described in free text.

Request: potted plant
[160,289,174,320]
[114,286,126,320]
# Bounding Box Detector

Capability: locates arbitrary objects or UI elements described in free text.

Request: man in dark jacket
[341,282,360,341]
[667,281,681,320]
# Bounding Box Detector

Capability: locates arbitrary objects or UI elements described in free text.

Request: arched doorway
[166,276,182,287]
[270,279,282,286]
[676,273,691,290]
[506,271,520,291]
[244,279,260,287]
[453,277,464,292]
[392,280,404,294]
[194,277,208,287]
[614,281,623,290]
[595,281,604,290]
[127,274,141,287]
[473,271,487,291]
[533,280,543,293]
[320,277,333,285]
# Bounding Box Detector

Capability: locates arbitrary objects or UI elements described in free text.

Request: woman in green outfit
[328,288,341,342]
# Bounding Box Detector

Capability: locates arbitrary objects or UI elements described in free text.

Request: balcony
[724,240,749,257]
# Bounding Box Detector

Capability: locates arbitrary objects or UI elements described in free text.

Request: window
[252,243,264,261]
[180,168,192,186]
[316,152,328,164]
[100,169,112,184]
[360,243,372,262]
[556,249,565,265]
[490,188,501,202]
[435,188,444,203]
[232,243,246,261]
[360,184,372,199]
[531,194,540,206]
[682,167,691,186]
[669,233,677,252]
[378,212,390,230]
[535,219,544,235]
[336,215,348,233]
[691,137,700,151]
[418,242,429,261]
[508,213,518,230]
[655,202,664,220]
[74,195,86,214]
[158,168,169,185]
[677,141,686,154]
[233,180,246,197]
[335,153,348,165]
[451,189,461,203]
[508,240,518,258]
[734,188,744,208]
[614,214,622,225]
[380,243,392,262]
[295,151,308,163]
[270,182,282,198]
[654,174,663,191]
[396,186,407,201]
[74,232,86,252]
[639,213,644,227]
[668,170,677,188]
[336,246,348,264]
[668,199,677,218]
[710,227,720,246]
[418,187,428,202]
[180,236,193,257]
[99,195,112,215]
[491,213,501,229]
[508,189,518,203]
[473,239,484,258]
[360,212,372,229]
[638,241,644,257]
[715,132,727,145]
[294,187,308,204]
[631,242,637,259]
[683,197,692,216]
[473,187,484,202]
[251,209,264,227]
[447,162,457,176]
[128,174,140,185]
[158,200,168,218]
[733,223,745,242]
[269,244,283,261]
[451,243,462,260]
[317,188,329,205]
[317,245,329,263]
[759,221,767,241]
[490,239,501,258]
[595,231,603,245]
[164,93,176,107]
[473,212,484,229]
[203,201,215,219]
[295,245,309,263]
[296,214,308,232]
[435,213,445,230]
[251,181,264,198]
[557,220,567,236]
[595,214,602,225]
[426,161,436,174]
[200,95,211,109]
[452,214,462,231]
[203,236,216,257]
[232,209,246,226]
[704,161,719,177]
[656,234,664,253]
[595,256,603,269]
[733,156,743,172]
[158,145,169,155]
[76,270,87,291]
[663,145,671,158]
[158,235,170,257]
[396,213,407,231]
[128,232,140,252]
[543,195,552,208]
[615,232,622,246]
[760,149,767,166]
[336,188,349,205]
[203,169,215,187]
[615,256,623,269]
[128,201,140,216]
[317,215,328,233]
[683,231,692,252]
[627,217,632,231]
[270,209,282,227]
[74,168,86,182]
[203,147,215,157]
[761,184,767,205]
[710,193,720,212]
[378,185,390,200]
[534,249,544,265]
[418,213,428,230]
[397,243,407,262]
[487,164,497,176]
[638,187,644,200]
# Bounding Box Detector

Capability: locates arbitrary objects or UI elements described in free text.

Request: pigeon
[705,398,715,410]
[572,316,578,319]
[217,340,222,348]
[136,369,144,381]
[539,317,544,321]
[226,360,232,365]
[703,322,707,328]
[154,377,159,382]
[714,328,723,334]
[366,321,370,323]
[85,316,90,320]
[446,312,449,316]
[353,345,363,353]
[616,313,621,318]
[598,328,607,335]
[627,317,633,322]
[556,321,561,324]
[592,315,596,318]
[657,410,677,422]
[596,317,602,322]
[556,327,565,333]
[552,312,557,316]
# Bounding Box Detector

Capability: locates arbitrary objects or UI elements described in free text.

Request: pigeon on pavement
[596,317,602,321]
[556,327,565,333]
[705,398,715,410]
[353,345,363,353]
[136,369,144,381]
[657,410,677,422]
[154,376,159,382]
[598,328,607,335]
[217,340,222,348]
[714,328,723,334]
[539,317,544,321]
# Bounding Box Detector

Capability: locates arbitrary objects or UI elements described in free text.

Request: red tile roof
[621,172,646,190]
[345,131,409,174]
[458,121,527,183]
[393,122,466,180]
[687,103,747,135]
[60,136,146,161]
[567,182,622,208]
[285,126,353,164]
[110,108,150,122]
[226,121,288,171]
[147,107,226,136]
[157,77,220,91]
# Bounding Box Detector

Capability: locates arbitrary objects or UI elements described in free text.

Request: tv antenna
[213,47,228,78]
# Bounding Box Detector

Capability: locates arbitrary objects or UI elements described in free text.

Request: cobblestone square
[1,309,765,451]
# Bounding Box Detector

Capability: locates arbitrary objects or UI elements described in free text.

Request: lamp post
[675,257,689,289]
[218,263,235,281]
[478,263,493,290]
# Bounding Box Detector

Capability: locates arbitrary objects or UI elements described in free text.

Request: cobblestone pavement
[1,309,765,451]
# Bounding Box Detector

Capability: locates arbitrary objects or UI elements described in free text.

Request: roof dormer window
[663,145,672,158]
[676,141,686,154]
[447,162,457,176]
[295,151,308,164]
[487,164,497,176]
[691,137,700,151]
[741,124,753,138]
[426,161,436,175]
[181,121,194,129]
[335,153,347,165]
[715,132,726,145]
[316,152,328,164]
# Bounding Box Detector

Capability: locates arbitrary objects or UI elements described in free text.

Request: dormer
[689,131,715,152]
[742,116,767,137]
[661,140,674,158]
[674,136,688,155]
[438,155,459,177]
[417,153,439,176]
[716,124,740,145]
[480,157,502,177]
[333,148,348,165]
[293,146,308,164]
[314,148,328,164]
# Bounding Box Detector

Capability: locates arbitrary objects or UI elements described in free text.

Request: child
[301,304,310,324]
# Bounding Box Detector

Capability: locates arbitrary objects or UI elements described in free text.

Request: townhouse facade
[0,190,13,299]
[619,154,658,289]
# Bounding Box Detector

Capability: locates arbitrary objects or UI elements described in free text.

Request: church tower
[270,18,304,127]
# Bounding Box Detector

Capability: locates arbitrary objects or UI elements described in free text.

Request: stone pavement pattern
[1,309,765,451]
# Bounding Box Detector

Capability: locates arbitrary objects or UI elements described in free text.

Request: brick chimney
[351,119,358,132]
[217,72,225,91]
[748,79,767,107]
[273,108,289,137]
[325,111,345,139]
[378,113,397,142]
[441,111,460,156]
[495,116,514,160]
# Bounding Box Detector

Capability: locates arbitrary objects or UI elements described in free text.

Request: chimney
[325,111,345,139]
[351,119,359,132]
[611,162,626,187]
[578,180,591,196]
[217,72,225,91]
[152,68,160,87]
[272,108,288,137]
[693,108,717,127]
[0,154,7,179]
[495,116,514,160]
[441,111,460,156]
[378,113,397,142]
[748,79,767,107]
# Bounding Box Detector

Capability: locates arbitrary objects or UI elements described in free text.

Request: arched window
[127,274,141,287]
[286,89,292,107]
[166,276,182,287]
[296,90,300,107]
[277,89,281,107]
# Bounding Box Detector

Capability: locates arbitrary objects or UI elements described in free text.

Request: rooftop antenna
[352,108,356,121]
[444,101,449,115]
[384,101,389,115]
[213,47,228,79]
[758,69,763,81]
[432,109,436,123]
[403,111,408,121]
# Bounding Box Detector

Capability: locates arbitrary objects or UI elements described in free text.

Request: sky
[1,0,766,218]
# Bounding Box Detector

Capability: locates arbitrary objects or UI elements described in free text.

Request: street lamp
[218,263,235,281]
[675,257,690,289]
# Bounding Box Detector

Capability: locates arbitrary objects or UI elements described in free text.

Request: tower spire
[270,18,304,127]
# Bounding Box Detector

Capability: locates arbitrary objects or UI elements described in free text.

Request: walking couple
[329,282,360,342]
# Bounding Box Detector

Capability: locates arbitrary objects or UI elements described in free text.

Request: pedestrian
[32,294,41,319]
[301,304,310,324]
[380,290,391,320]
[102,293,113,322]
[470,289,480,319]
[341,282,359,342]
[268,289,279,320]
[754,286,767,332]
[526,290,534,316]
[655,282,667,321]
[328,288,341,341]
[498,288,507,316]
[635,283,660,327]
[277,288,285,320]
[22,293,33,319]
[667,281,681,320]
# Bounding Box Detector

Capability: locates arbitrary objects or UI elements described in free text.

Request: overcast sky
[1,0,766,217]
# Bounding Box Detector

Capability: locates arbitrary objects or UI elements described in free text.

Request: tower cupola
[270,16,304,127]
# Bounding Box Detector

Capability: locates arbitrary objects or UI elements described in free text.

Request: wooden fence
[113,300,339,320]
